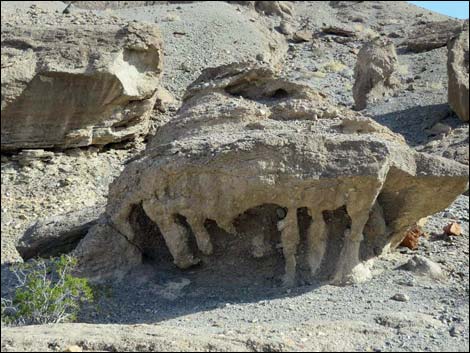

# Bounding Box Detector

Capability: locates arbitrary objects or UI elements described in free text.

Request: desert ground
[1,1,469,351]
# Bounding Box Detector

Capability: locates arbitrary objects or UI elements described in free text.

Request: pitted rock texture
[1,7,163,151]
[353,38,400,110]
[75,63,468,286]
[447,25,469,122]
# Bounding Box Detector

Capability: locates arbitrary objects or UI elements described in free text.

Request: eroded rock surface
[353,38,400,110]
[1,7,163,151]
[406,20,466,53]
[447,25,469,122]
[74,62,468,286]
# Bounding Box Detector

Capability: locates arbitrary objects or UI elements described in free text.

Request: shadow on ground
[76,259,326,325]
[370,103,464,146]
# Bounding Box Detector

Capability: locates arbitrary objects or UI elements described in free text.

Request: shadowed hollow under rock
[74,62,468,287]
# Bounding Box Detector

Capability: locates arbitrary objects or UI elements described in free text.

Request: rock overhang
[73,62,469,286]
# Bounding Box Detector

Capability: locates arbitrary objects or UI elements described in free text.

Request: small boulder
[400,255,446,281]
[16,205,103,260]
[391,293,410,302]
[293,30,312,43]
[399,224,425,250]
[443,222,462,236]
[279,20,293,35]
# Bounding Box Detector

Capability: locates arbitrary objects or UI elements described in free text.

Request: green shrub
[1,255,93,325]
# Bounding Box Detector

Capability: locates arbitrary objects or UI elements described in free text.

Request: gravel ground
[2,196,469,351]
[1,1,469,352]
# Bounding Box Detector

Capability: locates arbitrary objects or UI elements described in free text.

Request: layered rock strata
[1,7,163,150]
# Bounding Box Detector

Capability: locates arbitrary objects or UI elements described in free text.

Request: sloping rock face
[1,7,163,151]
[64,1,195,10]
[353,39,400,110]
[67,1,294,17]
[17,205,103,260]
[447,26,469,122]
[75,63,468,286]
[406,20,466,53]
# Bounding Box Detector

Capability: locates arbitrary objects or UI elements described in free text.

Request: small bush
[1,255,93,325]
[322,60,347,73]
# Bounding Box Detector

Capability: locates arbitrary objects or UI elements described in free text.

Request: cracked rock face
[447,24,469,122]
[353,38,400,111]
[75,62,468,286]
[1,8,163,151]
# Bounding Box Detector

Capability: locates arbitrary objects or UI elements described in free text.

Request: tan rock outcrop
[407,20,465,53]
[353,38,400,110]
[75,62,468,286]
[1,7,163,151]
[230,1,294,18]
[447,25,469,122]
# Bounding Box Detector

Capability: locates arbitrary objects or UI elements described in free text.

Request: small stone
[64,345,82,352]
[162,13,180,22]
[256,53,267,62]
[293,30,312,43]
[400,255,446,281]
[449,325,463,337]
[391,293,409,302]
[443,222,462,236]
[279,21,293,35]
[427,122,452,136]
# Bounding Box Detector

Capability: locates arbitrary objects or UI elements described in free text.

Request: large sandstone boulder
[406,20,466,53]
[447,26,469,122]
[1,7,163,151]
[74,63,468,286]
[353,39,400,110]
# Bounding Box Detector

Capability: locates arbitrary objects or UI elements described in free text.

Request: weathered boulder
[1,7,163,151]
[447,26,469,122]
[75,62,468,286]
[399,255,446,281]
[353,38,400,110]
[16,205,103,260]
[406,20,466,53]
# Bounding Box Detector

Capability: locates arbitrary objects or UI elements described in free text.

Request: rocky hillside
[1,1,469,352]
